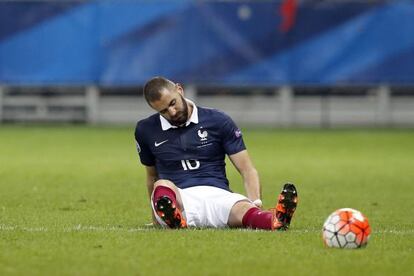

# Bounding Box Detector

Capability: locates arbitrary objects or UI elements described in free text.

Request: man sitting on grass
[135,76,298,230]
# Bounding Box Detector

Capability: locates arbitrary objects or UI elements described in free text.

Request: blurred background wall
[0,0,413,127]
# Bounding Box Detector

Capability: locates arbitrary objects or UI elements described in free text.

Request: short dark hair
[143,76,176,105]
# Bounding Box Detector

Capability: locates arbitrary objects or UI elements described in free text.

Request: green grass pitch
[0,126,413,275]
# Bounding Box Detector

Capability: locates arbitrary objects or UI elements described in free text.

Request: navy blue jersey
[134,105,246,191]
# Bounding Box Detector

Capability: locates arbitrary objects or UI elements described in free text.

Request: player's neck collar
[159,99,199,131]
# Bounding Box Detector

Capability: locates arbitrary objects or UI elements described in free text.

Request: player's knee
[153,179,177,190]
[228,200,256,227]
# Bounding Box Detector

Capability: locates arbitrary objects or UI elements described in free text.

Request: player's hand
[151,212,160,226]
[253,199,263,208]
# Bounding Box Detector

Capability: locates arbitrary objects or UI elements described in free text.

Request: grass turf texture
[0,126,413,275]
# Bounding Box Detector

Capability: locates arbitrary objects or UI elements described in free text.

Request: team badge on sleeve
[235,129,242,138]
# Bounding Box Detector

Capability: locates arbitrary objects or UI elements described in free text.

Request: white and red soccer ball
[322,208,371,249]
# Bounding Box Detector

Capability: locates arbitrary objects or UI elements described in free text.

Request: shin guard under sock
[242,207,273,230]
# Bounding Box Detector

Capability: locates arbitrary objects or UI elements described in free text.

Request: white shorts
[152,186,249,228]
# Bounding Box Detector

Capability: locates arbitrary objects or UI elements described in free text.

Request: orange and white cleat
[155,196,187,229]
[271,183,298,231]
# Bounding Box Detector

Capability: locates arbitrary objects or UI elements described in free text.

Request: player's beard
[169,95,189,127]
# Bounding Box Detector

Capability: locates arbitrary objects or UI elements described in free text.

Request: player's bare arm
[229,150,262,206]
[145,166,158,198]
[145,166,159,224]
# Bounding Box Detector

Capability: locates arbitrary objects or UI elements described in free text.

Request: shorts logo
[198,128,208,141]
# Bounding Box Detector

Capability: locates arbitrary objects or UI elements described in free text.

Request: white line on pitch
[0,224,413,234]
[0,224,151,232]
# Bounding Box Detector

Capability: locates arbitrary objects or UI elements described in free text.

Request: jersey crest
[197,128,208,141]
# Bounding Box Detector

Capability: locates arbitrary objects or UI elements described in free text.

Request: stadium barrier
[1,85,413,127]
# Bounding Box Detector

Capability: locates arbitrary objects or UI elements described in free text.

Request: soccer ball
[322,208,371,249]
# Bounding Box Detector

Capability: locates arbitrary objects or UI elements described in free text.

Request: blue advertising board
[0,0,413,86]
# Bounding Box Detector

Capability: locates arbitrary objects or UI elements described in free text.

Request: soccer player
[134,76,298,230]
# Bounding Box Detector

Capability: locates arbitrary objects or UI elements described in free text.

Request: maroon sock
[153,186,177,208]
[242,207,273,230]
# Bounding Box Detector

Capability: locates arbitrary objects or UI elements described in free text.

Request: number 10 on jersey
[181,160,200,170]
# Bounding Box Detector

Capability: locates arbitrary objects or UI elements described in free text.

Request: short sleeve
[134,123,156,166]
[220,113,246,155]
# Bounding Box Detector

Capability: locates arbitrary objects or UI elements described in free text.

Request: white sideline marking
[0,224,413,234]
[0,224,151,233]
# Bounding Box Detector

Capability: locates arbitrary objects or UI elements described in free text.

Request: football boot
[271,183,298,230]
[155,196,187,229]
[271,208,285,230]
